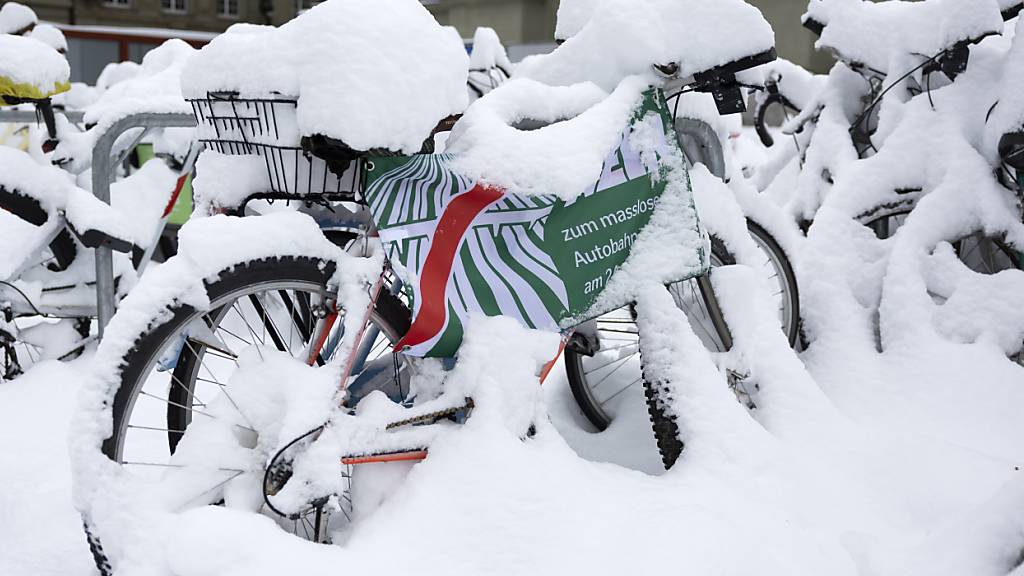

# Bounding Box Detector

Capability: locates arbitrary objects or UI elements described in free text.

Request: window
[103,0,130,7]
[162,0,187,13]
[218,0,238,17]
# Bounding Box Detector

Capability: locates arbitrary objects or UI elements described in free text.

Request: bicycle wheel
[867,210,1024,364]
[104,255,410,542]
[565,222,799,431]
[950,231,1023,366]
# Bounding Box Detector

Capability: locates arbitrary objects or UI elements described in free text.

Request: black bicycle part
[755,84,801,147]
[691,48,777,116]
[999,131,1024,171]
[0,185,77,272]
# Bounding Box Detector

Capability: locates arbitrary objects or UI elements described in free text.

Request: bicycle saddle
[0,34,70,102]
[303,114,462,175]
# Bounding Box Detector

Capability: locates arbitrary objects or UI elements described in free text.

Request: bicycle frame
[282,84,715,467]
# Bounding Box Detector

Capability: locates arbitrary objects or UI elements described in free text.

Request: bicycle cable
[0,280,52,318]
[849,50,949,149]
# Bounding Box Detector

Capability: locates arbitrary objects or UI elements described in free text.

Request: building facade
[10,0,833,84]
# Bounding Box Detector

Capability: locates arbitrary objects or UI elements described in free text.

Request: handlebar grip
[802,17,825,37]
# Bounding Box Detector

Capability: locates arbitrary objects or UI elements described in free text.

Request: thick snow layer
[95,61,142,91]
[806,0,1004,74]
[180,0,468,153]
[0,34,69,97]
[190,150,271,214]
[517,0,774,90]
[468,27,512,72]
[0,145,76,213]
[0,2,35,34]
[984,17,1024,161]
[553,0,599,41]
[64,159,178,248]
[4,307,1021,576]
[447,76,647,198]
[28,23,66,53]
[54,40,195,171]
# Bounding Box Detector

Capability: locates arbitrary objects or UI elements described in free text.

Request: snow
[469,27,513,72]
[553,0,599,41]
[28,23,66,53]
[448,76,648,198]
[64,159,178,248]
[0,34,69,98]
[0,2,35,35]
[806,0,1004,75]
[518,0,774,91]
[0,145,76,213]
[467,27,514,102]
[180,0,468,153]
[54,39,195,172]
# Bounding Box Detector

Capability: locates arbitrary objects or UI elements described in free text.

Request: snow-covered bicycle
[75,0,798,570]
[0,34,197,379]
[753,0,1015,235]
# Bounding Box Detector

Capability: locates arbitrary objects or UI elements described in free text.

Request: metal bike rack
[0,109,85,124]
[91,112,197,337]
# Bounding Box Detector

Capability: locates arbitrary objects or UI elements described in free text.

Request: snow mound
[518,0,774,90]
[0,146,75,213]
[180,0,468,153]
[82,39,194,125]
[806,0,1004,74]
[0,2,35,35]
[469,27,512,72]
[554,0,599,41]
[446,76,647,198]
[0,34,70,99]
[54,39,195,170]
[29,23,67,53]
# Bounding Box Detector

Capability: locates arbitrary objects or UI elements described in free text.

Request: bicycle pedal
[727,370,758,410]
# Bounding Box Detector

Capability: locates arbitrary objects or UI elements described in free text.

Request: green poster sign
[364,89,707,357]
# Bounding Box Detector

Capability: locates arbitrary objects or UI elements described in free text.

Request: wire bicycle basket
[188,92,349,199]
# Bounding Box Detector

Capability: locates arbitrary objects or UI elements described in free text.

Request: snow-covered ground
[1,311,1022,576]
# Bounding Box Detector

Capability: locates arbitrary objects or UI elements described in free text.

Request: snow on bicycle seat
[803,0,1003,75]
[518,0,774,90]
[0,34,69,103]
[0,2,36,35]
[180,0,468,155]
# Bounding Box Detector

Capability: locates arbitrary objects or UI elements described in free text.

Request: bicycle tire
[94,255,410,560]
[105,255,410,460]
[865,210,1023,364]
[639,272,728,470]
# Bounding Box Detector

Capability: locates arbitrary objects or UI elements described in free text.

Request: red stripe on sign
[394,183,503,352]
[162,173,190,218]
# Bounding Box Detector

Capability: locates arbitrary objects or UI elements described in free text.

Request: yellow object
[0,75,70,102]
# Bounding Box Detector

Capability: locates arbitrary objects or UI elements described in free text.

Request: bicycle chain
[384,398,474,430]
